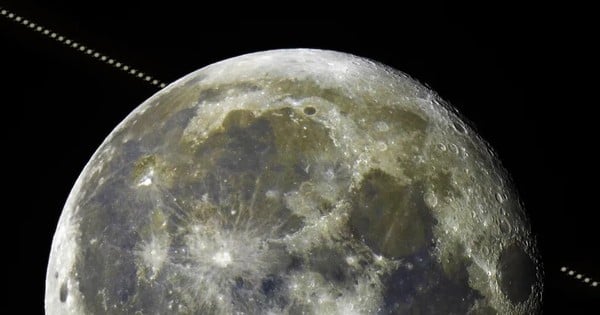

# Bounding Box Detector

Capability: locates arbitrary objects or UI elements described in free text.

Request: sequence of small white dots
[560,266,598,287]
[1,7,166,89]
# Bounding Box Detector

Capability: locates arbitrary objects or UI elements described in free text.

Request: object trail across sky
[560,266,598,287]
[2,4,597,299]
[0,6,166,89]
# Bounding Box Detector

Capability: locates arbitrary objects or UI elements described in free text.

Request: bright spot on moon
[45,49,542,314]
[212,251,232,268]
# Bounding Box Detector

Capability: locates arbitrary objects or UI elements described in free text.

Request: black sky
[2,1,597,313]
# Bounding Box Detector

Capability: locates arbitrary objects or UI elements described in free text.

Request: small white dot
[584,278,590,283]
[160,83,166,88]
[115,62,121,67]
[560,266,568,272]
[592,282,598,287]
[93,52,100,58]
[152,80,159,85]
[22,19,29,25]
[79,46,85,51]
[137,73,143,78]
[568,270,575,275]
[122,65,129,71]
[15,16,22,22]
[36,26,42,31]
[8,13,15,18]
[576,274,583,279]
[145,76,151,81]
[71,42,78,48]
[1,10,7,15]
[65,39,72,44]
[86,49,93,54]
[130,69,136,74]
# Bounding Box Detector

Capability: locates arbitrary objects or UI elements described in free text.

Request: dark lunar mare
[380,247,485,314]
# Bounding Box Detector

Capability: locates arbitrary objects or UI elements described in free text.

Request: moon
[45,49,542,314]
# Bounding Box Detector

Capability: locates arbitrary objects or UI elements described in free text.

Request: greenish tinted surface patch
[349,169,429,258]
[368,106,428,133]
[221,109,258,130]
[429,171,463,201]
[307,245,354,287]
[197,82,261,104]
[131,155,156,182]
[122,81,202,139]
[267,107,335,169]
[130,154,179,187]
[269,78,356,108]
[148,208,168,231]
[268,78,430,138]
[297,181,335,216]
[180,107,338,232]
[365,106,429,180]
[439,242,473,285]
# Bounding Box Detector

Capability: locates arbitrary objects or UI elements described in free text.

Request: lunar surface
[46,49,542,314]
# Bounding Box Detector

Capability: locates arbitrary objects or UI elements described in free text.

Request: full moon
[46,49,542,314]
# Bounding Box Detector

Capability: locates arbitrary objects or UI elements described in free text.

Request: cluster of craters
[46,50,541,315]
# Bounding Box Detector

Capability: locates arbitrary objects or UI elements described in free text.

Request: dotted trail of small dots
[560,266,598,287]
[4,3,600,293]
[1,6,167,89]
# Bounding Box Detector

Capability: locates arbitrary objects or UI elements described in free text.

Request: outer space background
[1,1,597,313]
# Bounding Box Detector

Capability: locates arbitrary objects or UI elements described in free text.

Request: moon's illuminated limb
[46,49,542,314]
